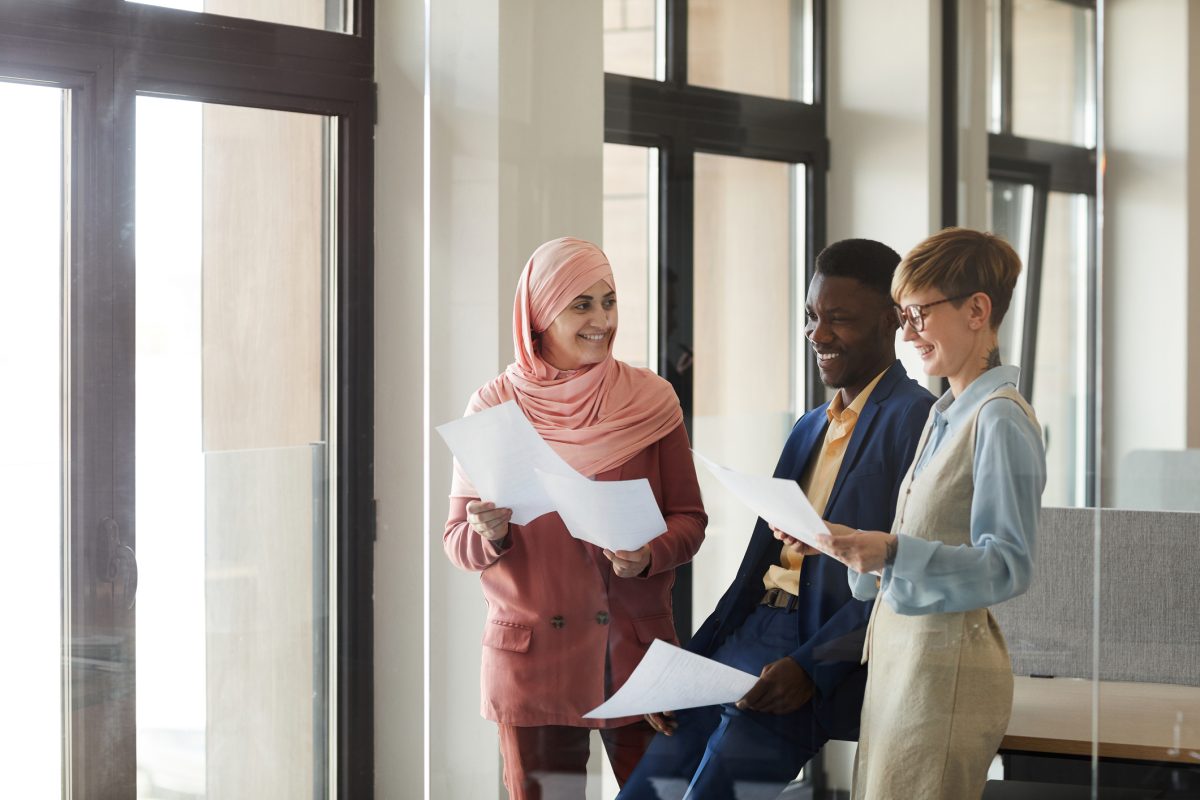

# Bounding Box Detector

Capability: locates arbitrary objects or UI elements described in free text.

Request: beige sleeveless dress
[851,387,1039,800]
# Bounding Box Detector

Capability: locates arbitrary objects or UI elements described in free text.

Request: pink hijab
[451,237,683,495]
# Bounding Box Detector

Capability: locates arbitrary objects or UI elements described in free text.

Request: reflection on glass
[126,0,344,34]
[1011,0,1095,146]
[1031,192,1088,507]
[985,0,1002,133]
[135,96,331,798]
[988,180,1034,369]
[0,80,64,800]
[689,0,812,101]
[603,0,658,80]
[691,153,804,622]
[602,143,657,370]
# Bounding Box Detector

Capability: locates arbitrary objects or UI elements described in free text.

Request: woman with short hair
[805,227,1046,800]
[443,237,707,800]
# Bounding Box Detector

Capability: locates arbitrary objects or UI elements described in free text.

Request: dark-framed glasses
[894,293,974,332]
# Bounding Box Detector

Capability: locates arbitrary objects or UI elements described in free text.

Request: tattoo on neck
[984,347,1001,370]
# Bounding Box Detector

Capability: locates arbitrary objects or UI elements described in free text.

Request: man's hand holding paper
[692,451,830,546]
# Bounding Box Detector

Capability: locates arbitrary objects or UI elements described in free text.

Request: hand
[465,500,512,542]
[603,545,651,578]
[770,525,820,556]
[736,657,814,714]
[811,522,895,574]
[644,710,677,736]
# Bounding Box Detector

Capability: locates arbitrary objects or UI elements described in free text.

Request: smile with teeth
[579,332,608,342]
[916,344,934,358]
[816,352,841,364]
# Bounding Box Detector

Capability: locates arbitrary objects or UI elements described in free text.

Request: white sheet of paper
[435,401,581,525]
[583,639,758,719]
[535,469,667,552]
[693,451,829,547]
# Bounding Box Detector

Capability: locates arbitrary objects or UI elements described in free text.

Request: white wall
[826,0,944,398]
[1102,0,1193,501]
[375,2,603,798]
[827,0,942,253]
[373,0,426,796]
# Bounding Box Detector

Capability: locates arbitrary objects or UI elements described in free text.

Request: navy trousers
[616,604,832,800]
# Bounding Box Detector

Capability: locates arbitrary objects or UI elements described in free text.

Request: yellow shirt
[763,368,889,595]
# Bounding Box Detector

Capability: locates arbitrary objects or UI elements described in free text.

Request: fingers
[825,522,859,538]
[644,711,678,735]
[735,679,770,711]
[603,547,650,578]
[771,526,821,556]
[771,526,799,546]
[465,501,512,541]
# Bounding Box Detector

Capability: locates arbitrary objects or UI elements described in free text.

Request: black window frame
[0,1,375,796]
[605,0,829,791]
[606,0,828,640]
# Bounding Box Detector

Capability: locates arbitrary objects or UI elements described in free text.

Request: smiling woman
[442,237,707,800]
[538,280,619,372]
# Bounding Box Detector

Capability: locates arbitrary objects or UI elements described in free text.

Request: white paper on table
[692,451,829,547]
[583,639,758,719]
[435,401,582,525]
[535,469,667,552]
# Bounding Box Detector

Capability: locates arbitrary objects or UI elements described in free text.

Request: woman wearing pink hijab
[444,237,707,799]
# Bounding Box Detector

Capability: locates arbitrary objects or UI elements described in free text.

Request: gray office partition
[992,506,1200,686]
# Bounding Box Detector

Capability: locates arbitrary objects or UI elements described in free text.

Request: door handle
[97,517,138,610]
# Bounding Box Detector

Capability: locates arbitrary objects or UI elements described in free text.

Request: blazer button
[550,615,565,629]
[595,611,610,625]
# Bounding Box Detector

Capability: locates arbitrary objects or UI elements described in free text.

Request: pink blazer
[444,422,707,727]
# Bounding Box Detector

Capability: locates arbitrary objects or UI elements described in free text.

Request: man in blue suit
[618,239,935,800]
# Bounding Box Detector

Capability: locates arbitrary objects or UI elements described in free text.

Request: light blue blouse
[849,365,1046,615]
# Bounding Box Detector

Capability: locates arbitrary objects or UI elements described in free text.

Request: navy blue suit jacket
[687,360,934,739]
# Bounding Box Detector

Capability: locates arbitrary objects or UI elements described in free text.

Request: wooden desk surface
[1003,676,1200,764]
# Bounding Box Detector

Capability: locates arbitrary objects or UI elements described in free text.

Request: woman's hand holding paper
[603,545,651,578]
[810,522,895,574]
[466,500,513,542]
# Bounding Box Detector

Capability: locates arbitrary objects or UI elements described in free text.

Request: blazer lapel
[825,361,902,513]
[777,409,830,481]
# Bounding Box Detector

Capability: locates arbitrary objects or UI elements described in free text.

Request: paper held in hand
[536,470,666,552]
[435,400,578,525]
[692,451,829,548]
[435,401,668,550]
[583,639,758,719]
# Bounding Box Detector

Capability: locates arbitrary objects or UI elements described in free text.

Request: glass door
[1,78,68,800]
[133,96,336,799]
[0,3,373,791]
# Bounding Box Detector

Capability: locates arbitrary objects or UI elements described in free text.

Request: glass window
[1,80,65,800]
[126,0,347,34]
[603,0,659,80]
[602,143,658,370]
[1011,0,1096,145]
[135,96,334,798]
[1031,192,1089,507]
[989,179,1034,364]
[691,152,806,622]
[688,0,813,102]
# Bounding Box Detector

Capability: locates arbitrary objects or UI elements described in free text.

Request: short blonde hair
[892,227,1022,329]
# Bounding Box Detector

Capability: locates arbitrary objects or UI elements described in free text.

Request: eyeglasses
[894,293,974,332]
